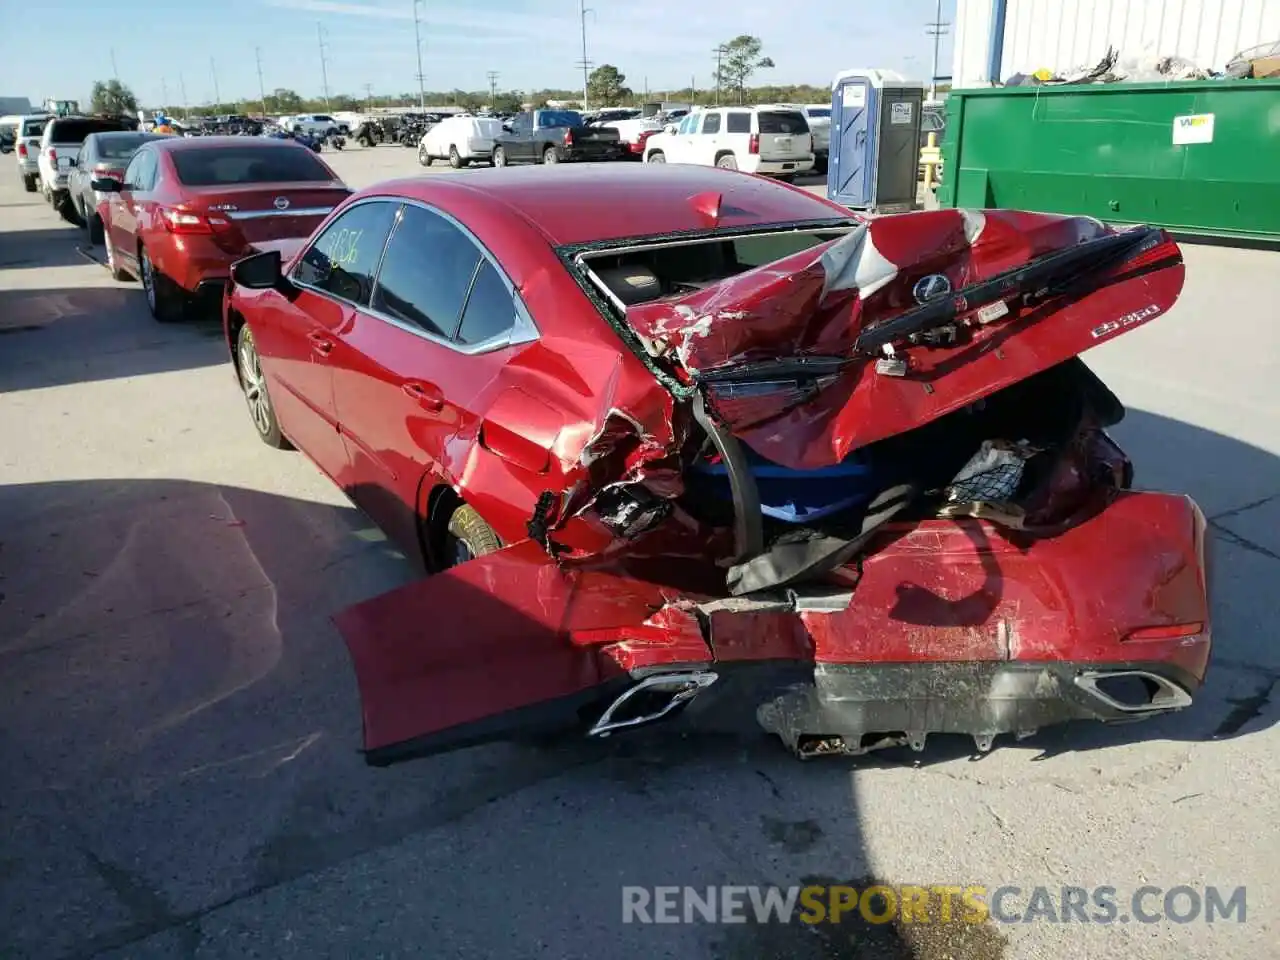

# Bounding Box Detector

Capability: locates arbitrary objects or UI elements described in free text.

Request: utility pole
[926,0,950,100]
[486,71,499,109]
[576,0,593,110]
[110,48,119,83]
[690,75,696,101]
[364,83,374,110]
[179,72,189,121]
[255,47,268,117]
[316,23,331,109]
[412,0,427,111]
[161,78,170,112]
[712,45,728,105]
[210,57,221,109]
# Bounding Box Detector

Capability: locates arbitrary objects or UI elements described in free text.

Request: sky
[0,0,955,107]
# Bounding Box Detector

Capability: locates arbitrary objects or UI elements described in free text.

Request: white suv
[642,106,814,178]
[288,114,344,137]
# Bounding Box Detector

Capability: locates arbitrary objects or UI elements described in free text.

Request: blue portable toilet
[828,69,925,214]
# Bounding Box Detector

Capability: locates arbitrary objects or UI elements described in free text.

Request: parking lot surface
[1,148,1278,960]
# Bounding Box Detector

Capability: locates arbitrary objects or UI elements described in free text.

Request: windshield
[96,134,159,160]
[172,145,335,186]
[757,111,810,134]
[537,110,583,128]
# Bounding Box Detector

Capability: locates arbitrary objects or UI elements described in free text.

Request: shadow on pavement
[0,225,93,270]
[1,400,1275,958]
[0,285,226,391]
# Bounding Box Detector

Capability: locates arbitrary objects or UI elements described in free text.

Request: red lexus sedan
[92,136,350,321]
[222,164,1211,765]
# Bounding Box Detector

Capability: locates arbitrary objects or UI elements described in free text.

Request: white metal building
[952,0,1280,88]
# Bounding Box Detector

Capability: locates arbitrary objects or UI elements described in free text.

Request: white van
[418,115,504,168]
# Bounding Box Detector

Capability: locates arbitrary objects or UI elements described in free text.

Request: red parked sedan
[93,136,350,321]
[222,164,1211,765]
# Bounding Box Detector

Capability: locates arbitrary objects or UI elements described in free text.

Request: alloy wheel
[141,250,156,311]
[238,335,272,436]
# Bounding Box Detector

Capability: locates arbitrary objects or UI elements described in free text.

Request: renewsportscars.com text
[622,884,1247,925]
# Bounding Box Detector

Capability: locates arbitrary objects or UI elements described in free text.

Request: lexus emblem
[273,196,290,211]
[912,273,951,303]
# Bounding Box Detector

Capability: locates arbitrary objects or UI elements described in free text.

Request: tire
[776,174,796,184]
[492,146,507,168]
[418,143,431,166]
[542,146,559,165]
[56,191,80,226]
[88,212,104,245]
[139,245,186,322]
[814,155,829,175]
[444,504,501,566]
[646,150,665,163]
[22,173,37,192]
[448,145,464,168]
[715,153,738,170]
[236,324,290,449]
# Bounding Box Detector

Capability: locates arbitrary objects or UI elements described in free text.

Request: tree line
[92,34,829,118]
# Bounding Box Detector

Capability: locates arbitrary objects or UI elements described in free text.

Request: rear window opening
[49,119,131,143]
[579,228,853,308]
[757,111,810,135]
[172,146,335,186]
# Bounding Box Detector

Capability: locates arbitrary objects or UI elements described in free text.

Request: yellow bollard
[920,131,942,191]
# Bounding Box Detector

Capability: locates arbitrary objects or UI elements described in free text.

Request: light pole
[413,0,427,110]
[576,0,594,110]
[926,0,950,100]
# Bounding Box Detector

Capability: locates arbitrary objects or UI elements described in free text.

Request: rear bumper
[744,156,816,176]
[149,234,234,293]
[561,144,624,162]
[17,159,38,176]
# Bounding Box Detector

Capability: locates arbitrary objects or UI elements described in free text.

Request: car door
[260,199,401,484]
[695,110,722,165]
[509,113,534,161]
[70,136,94,207]
[105,149,156,272]
[330,201,536,554]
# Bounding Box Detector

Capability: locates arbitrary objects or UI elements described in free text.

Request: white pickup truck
[285,113,348,137]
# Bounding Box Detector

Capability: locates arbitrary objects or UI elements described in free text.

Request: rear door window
[295,201,399,306]
[370,204,482,340]
[757,111,810,134]
[725,112,751,134]
[123,150,157,191]
[172,146,334,185]
[701,112,721,134]
[20,118,48,138]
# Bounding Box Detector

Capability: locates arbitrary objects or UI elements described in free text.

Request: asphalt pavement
[1,147,1277,960]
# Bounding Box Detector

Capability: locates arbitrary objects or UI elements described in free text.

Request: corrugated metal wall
[953,0,1280,88]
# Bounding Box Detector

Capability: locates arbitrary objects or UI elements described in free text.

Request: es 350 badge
[1091,304,1160,340]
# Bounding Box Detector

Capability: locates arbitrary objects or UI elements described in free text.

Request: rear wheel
[444,504,501,566]
[418,143,431,166]
[646,150,665,163]
[22,173,37,192]
[88,212,104,245]
[140,246,187,323]
[542,146,559,165]
[449,145,464,168]
[715,153,738,170]
[492,146,507,167]
[236,324,290,449]
[56,191,80,225]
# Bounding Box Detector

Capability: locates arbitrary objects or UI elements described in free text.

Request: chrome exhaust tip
[1074,670,1193,714]
[587,671,719,738]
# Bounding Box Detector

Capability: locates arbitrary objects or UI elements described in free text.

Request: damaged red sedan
[222,164,1211,765]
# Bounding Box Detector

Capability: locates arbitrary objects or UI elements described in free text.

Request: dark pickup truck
[491,109,622,167]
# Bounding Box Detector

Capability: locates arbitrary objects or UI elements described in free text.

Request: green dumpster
[936,79,1280,240]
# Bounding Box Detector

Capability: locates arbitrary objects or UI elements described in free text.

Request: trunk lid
[623,209,1185,471]
[756,109,812,160]
[185,182,349,244]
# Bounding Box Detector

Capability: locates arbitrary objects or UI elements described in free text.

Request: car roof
[144,135,316,153]
[361,164,854,246]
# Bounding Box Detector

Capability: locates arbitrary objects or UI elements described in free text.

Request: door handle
[308,332,334,356]
[402,380,444,411]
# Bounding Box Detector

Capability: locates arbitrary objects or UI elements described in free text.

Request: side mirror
[230,249,283,290]
[502,123,512,133]
[664,124,678,134]
[91,177,121,192]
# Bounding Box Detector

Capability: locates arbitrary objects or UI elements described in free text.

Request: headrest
[594,264,663,305]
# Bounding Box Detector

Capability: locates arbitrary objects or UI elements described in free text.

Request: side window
[295,201,399,306]
[514,114,531,134]
[701,112,721,134]
[726,112,751,134]
[370,204,482,339]
[677,114,696,135]
[455,260,516,347]
[124,151,154,191]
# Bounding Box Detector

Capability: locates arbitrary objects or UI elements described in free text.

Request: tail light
[159,207,232,234]
[93,164,123,183]
[48,147,57,163]
[748,134,760,155]
[17,142,26,158]
[563,129,574,146]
